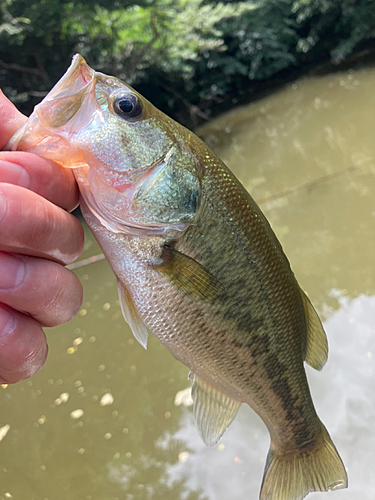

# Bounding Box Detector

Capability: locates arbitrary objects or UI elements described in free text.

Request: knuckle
[40,266,83,326]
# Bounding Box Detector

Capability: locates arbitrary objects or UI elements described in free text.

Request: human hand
[0,90,84,384]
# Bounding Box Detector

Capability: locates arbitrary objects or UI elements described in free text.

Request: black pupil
[118,99,134,114]
[114,95,141,119]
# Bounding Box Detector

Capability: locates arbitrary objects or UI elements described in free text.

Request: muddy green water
[1,68,375,500]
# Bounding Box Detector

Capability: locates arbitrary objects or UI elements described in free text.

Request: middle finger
[0,252,83,327]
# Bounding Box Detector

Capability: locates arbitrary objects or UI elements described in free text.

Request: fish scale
[89,143,319,454]
[7,54,348,500]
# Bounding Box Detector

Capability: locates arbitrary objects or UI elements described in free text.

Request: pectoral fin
[117,280,149,349]
[299,288,328,370]
[191,374,241,446]
[155,246,224,301]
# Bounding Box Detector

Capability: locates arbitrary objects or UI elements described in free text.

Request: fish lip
[75,55,94,85]
[50,54,95,98]
[34,54,96,129]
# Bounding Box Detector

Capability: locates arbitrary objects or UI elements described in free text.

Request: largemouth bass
[7,55,347,500]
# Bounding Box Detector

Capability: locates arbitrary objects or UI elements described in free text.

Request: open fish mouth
[5,55,98,163]
[35,54,96,129]
[46,54,94,100]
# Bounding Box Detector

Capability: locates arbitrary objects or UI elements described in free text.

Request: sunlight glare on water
[1,67,375,500]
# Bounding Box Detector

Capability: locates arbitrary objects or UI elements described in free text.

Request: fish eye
[113,94,143,119]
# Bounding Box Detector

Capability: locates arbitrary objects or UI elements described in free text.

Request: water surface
[1,67,375,500]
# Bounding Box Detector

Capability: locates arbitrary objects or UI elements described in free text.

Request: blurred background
[1,0,375,127]
[1,1,375,500]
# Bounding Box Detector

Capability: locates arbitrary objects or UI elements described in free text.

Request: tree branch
[0,59,43,76]
[0,58,50,85]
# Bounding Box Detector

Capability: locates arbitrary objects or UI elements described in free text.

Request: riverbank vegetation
[1,0,375,127]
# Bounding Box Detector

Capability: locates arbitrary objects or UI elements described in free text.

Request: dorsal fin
[117,280,149,349]
[191,374,241,446]
[299,288,328,371]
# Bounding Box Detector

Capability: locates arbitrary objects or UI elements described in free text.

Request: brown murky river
[1,67,375,500]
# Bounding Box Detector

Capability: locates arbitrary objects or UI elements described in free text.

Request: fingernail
[0,159,30,188]
[0,305,16,336]
[0,253,25,289]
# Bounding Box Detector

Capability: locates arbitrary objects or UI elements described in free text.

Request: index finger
[0,183,84,264]
[0,91,79,212]
[0,90,27,148]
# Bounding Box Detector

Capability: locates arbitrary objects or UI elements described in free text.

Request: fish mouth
[52,53,94,94]
[6,54,97,155]
[35,54,96,129]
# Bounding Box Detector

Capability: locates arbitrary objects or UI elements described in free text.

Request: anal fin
[191,374,241,446]
[299,288,328,371]
[117,280,149,349]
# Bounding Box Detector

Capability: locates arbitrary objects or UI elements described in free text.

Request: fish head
[8,54,202,235]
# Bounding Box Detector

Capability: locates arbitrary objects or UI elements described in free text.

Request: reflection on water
[1,67,375,500]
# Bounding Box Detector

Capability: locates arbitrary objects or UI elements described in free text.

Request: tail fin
[260,422,348,500]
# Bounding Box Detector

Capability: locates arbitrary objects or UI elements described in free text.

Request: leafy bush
[1,0,374,126]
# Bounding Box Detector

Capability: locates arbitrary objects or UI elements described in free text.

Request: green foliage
[60,0,256,79]
[221,0,299,77]
[293,0,375,62]
[330,0,375,62]
[0,0,375,125]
